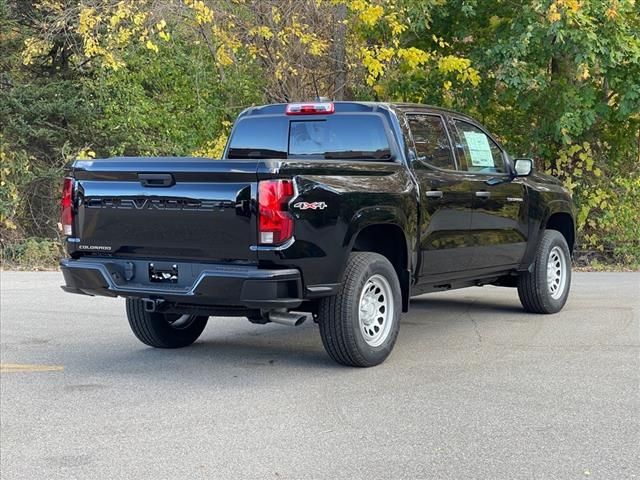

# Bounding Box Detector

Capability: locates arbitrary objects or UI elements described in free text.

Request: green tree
[382,0,640,263]
[2,0,639,267]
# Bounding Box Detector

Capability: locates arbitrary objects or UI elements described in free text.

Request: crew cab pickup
[60,101,576,367]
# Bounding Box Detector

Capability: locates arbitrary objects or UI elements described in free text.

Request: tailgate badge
[78,245,112,251]
[293,201,327,210]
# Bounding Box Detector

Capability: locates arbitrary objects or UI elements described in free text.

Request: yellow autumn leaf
[145,40,159,53]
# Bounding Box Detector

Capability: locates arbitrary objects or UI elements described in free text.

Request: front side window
[451,120,505,174]
[406,114,455,170]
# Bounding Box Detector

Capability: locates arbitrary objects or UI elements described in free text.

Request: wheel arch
[519,200,576,271]
[545,211,576,255]
[345,210,412,312]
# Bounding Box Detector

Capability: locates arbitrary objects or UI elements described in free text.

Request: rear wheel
[518,230,572,314]
[125,299,208,348]
[318,252,401,367]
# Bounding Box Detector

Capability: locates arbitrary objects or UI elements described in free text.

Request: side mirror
[514,158,533,177]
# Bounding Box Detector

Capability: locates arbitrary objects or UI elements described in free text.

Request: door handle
[139,173,175,187]
[475,191,491,198]
[426,190,443,198]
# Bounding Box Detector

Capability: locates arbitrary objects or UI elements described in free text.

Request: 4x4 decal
[293,201,327,210]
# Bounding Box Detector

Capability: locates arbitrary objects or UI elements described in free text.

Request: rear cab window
[225,116,288,159]
[226,112,394,161]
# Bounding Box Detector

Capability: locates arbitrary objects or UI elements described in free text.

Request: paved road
[1,272,638,479]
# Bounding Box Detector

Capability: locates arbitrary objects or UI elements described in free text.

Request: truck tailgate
[70,158,257,263]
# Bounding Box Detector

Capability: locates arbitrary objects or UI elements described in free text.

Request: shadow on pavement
[57,294,530,378]
[409,295,526,315]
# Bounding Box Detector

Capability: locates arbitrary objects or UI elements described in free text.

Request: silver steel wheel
[166,314,196,329]
[547,246,567,300]
[358,274,394,347]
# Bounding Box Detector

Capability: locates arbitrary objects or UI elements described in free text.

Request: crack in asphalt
[463,297,483,343]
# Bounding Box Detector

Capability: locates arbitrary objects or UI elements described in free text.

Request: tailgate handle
[138,173,175,187]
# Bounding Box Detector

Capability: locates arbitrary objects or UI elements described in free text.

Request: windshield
[226,114,392,160]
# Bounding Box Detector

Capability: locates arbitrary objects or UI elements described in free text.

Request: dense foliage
[1,0,639,268]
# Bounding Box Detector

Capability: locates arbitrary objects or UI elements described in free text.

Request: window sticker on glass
[463,131,494,167]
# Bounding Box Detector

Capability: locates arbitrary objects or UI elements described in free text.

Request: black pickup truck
[60,101,575,367]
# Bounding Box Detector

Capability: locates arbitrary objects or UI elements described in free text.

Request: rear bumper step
[60,258,303,309]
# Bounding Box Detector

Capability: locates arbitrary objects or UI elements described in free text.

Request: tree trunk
[332,3,347,100]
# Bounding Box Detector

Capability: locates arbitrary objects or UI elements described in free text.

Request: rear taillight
[60,177,75,236]
[258,179,294,245]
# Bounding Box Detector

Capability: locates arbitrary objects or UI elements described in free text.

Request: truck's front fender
[519,198,576,270]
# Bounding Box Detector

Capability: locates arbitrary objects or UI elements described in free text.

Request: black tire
[318,252,401,367]
[518,229,572,314]
[125,299,208,348]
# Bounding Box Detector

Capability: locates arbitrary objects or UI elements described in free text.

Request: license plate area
[148,262,178,284]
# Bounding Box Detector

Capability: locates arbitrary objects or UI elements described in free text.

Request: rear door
[72,158,258,263]
[404,113,474,277]
[447,117,528,269]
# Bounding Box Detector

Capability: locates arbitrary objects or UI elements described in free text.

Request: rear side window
[289,115,391,160]
[450,120,505,173]
[406,114,455,170]
[227,114,392,160]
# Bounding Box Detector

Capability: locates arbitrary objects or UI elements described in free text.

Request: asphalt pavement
[1,271,639,479]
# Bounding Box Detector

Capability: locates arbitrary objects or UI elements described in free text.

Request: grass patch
[1,238,62,271]
[574,260,640,272]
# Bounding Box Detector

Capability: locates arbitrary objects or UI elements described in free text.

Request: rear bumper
[60,258,303,309]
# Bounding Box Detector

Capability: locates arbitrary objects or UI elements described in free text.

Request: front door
[404,113,474,277]
[447,118,528,270]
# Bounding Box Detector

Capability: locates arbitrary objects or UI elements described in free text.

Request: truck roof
[239,101,477,124]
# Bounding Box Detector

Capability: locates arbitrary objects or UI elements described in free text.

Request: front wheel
[126,299,209,348]
[518,230,572,314]
[318,252,401,367]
